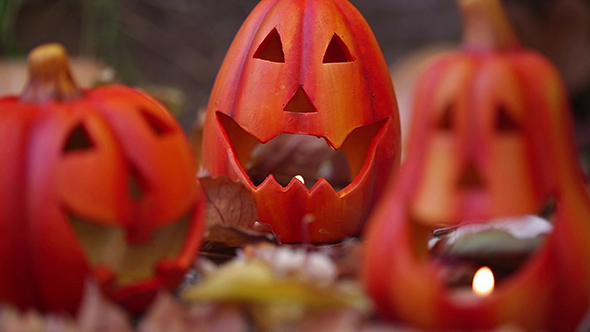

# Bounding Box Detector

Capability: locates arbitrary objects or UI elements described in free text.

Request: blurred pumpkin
[362,0,590,330]
[0,43,205,314]
[201,0,400,243]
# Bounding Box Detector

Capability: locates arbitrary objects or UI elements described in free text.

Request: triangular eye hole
[323,34,353,63]
[141,109,174,136]
[253,28,285,63]
[496,105,520,132]
[63,123,95,153]
[437,103,454,130]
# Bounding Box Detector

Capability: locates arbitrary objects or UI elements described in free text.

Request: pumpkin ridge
[228,0,283,118]
[331,0,387,123]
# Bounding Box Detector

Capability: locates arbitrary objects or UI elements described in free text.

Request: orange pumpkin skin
[202,0,400,243]
[362,9,590,332]
[0,45,205,314]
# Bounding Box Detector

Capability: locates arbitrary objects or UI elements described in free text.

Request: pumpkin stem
[21,43,81,103]
[458,0,521,51]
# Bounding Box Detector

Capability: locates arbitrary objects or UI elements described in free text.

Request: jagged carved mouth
[217,112,388,192]
[424,197,556,296]
[68,212,192,286]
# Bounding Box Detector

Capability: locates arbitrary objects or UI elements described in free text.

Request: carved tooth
[311,177,339,198]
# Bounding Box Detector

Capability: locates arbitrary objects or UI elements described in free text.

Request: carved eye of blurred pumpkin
[495,105,520,133]
[437,103,454,131]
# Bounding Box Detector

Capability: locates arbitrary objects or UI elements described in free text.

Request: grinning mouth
[217,112,387,192]
[426,197,556,290]
[68,212,192,286]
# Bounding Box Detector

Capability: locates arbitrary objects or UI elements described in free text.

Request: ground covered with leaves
[0,175,555,332]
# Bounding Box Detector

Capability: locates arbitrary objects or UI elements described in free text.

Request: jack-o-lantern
[362,0,590,330]
[201,0,400,243]
[0,44,205,314]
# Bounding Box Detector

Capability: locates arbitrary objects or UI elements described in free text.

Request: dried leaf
[199,175,281,262]
[430,215,553,273]
[182,246,371,332]
[200,224,280,264]
[199,176,258,230]
[182,248,371,314]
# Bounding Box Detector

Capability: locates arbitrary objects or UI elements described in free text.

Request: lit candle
[294,174,305,184]
[449,266,495,306]
[472,266,495,296]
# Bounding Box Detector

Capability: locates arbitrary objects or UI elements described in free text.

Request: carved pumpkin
[0,44,205,314]
[201,0,400,243]
[362,0,590,330]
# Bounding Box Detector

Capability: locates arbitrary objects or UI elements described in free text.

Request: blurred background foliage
[0,0,589,167]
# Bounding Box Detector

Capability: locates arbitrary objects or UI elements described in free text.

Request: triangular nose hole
[323,34,353,63]
[284,87,317,113]
[253,28,285,63]
[457,162,485,189]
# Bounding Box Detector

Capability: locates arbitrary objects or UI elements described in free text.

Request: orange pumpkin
[0,44,205,314]
[362,0,590,330]
[201,0,400,243]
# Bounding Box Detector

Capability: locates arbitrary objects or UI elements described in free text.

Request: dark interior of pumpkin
[68,212,192,286]
[217,112,386,191]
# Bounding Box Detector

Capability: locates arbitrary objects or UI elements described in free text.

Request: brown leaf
[200,224,280,264]
[429,215,553,276]
[199,175,280,262]
[199,175,258,230]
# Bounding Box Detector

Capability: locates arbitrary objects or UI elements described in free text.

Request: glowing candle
[294,175,305,184]
[472,266,495,296]
[449,266,495,306]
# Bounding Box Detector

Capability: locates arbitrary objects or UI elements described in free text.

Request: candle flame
[472,266,494,296]
[295,175,305,184]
